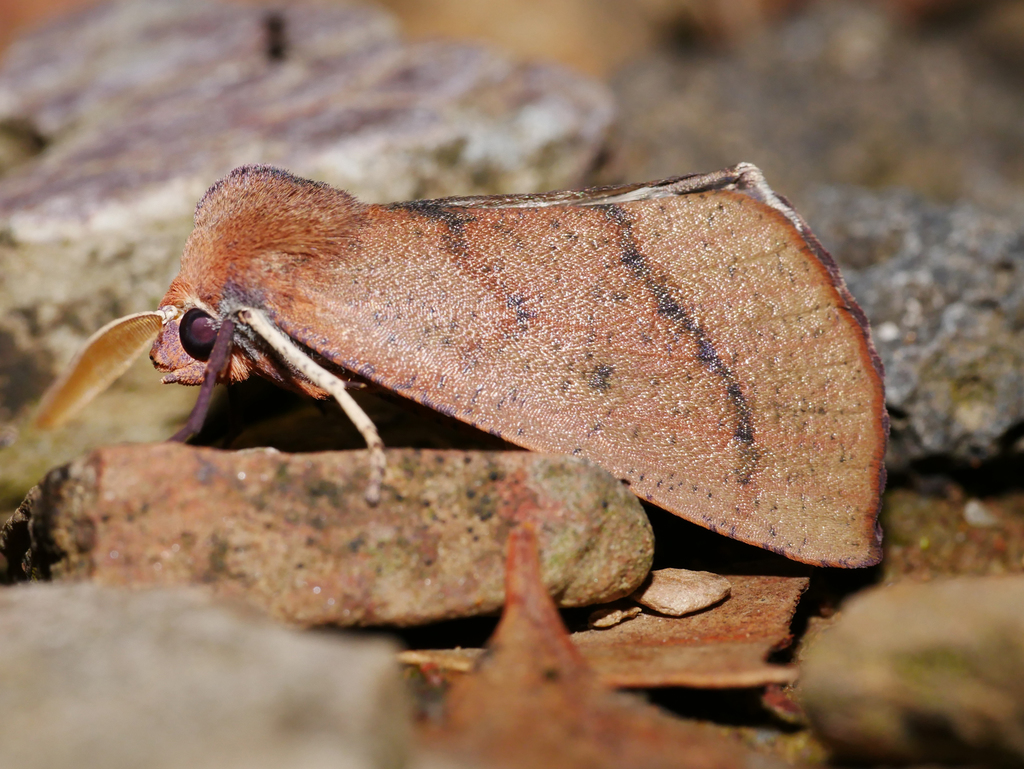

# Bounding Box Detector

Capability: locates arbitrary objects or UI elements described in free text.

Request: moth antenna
[34,310,169,430]
[237,307,386,505]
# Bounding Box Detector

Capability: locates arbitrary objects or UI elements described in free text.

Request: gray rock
[0,582,409,769]
[803,184,1024,467]
[607,0,1024,216]
[0,0,613,511]
[799,576,1024,766]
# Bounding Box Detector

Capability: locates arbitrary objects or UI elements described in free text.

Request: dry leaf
[422,524,793,769]
[404,572,808,688]
[572,572,808,688]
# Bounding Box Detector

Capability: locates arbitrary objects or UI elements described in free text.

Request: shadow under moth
[35,162,888,568]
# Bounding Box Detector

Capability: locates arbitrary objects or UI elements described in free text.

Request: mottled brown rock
[800,576,1024,766]
[401,574,807,688]
[630,568,731,617]
[0,582,409,769]
[0,0,612,512]
[22,444,653,626]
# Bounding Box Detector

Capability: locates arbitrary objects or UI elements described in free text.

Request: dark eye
[179,308,218,361]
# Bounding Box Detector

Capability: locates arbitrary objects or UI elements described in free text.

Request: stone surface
[630,568,731,617]
[607,0,1024,216]
[0,582,409,769]
[9,444,653,625]
[0,0,613,511]
[804,184,1024,467]
[800,576,1024,766]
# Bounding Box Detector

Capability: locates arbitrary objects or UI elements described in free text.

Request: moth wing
[34,312,164,429]
[244,164,885,567]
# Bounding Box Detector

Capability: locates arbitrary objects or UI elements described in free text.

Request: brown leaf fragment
[588,601,642,629]
[425,524,791,769]
[573,574,808,688]
[400,648,482,675]
[631,568,731,617]
[405,573,807,688]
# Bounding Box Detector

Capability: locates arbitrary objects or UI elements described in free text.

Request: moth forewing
[33,311,169,429]
[236,307,386,505]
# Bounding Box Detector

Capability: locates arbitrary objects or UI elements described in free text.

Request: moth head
[35,165,361,428]
[150,302,222,385]
[150,284,273,389]
[151,164,365,392]
[150,299,331,400]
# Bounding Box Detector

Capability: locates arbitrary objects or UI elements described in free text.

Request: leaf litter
[418,523,800,769]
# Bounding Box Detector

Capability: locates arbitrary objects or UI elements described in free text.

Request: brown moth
[36,163,887,567]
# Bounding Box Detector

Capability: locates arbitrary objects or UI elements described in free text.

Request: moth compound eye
[179,308,218,361]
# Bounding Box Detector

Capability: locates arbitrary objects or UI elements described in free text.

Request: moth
[36,163,887,568]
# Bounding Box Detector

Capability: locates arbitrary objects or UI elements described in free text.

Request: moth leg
[169,318,235,443]
[236,307,386,506]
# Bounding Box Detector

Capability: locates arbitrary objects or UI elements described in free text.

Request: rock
[803,184,1024,467]
[0,0,613,512]
[799,576,1024,766]
[607,0,1024,216]
[630,568,731,617]
[0,582,408,769]
[12,444,653,625]
[963,497,999,528]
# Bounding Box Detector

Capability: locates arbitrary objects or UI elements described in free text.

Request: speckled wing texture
[34,312,164,429]
[268,164,887,567]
